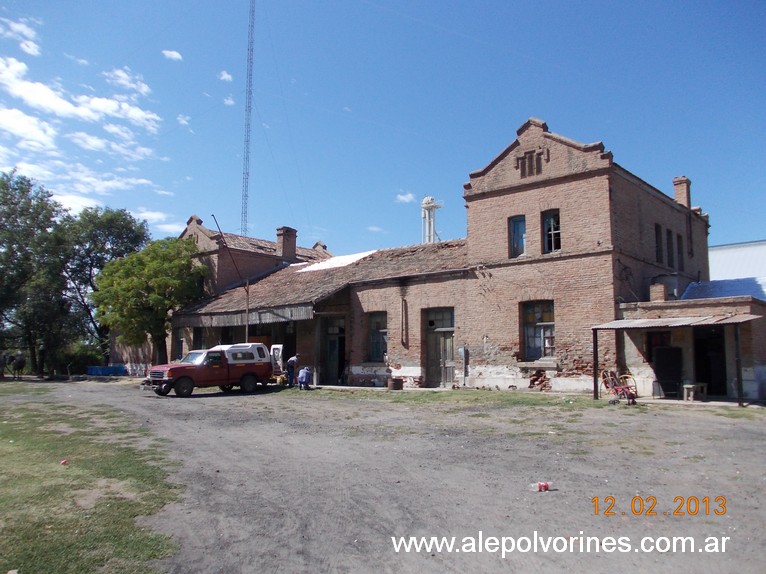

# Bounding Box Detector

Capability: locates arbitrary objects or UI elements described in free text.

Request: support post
[734,323,744,407]
[592,328,599,400]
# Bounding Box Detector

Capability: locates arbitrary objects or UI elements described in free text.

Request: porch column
[592,328,599,400]
[735,323,744,407]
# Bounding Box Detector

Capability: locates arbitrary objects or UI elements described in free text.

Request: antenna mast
[241,0,256,236]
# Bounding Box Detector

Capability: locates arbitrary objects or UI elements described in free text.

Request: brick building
[168,119,764,398]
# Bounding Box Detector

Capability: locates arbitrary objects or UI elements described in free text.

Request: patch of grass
[0,398,179,574]
[0,381,52,396]
[321,388,605,410]
[710,408,764,420]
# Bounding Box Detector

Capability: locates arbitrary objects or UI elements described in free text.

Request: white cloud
[67,130,108,152]
[0,57,97,120]
[65,53,89,66]
[71,94,161,133]
[53,193,101,214]
[162,49,183,61]
[103,123,134,142]
[176,114,190,126]
[54,162,153,196]
[219,70,232,82]
[395,191,415,203]
[19,40,40,56]
[0,57,161,132]
[156,222,186,234]
[0,106,57,150]
[132,207,168,224]
[0,17,40,56]
[223,95,235,106]
[67,129,153,161]
[367,226,384,233]
[9,160,55,181]
[104,67,151,97]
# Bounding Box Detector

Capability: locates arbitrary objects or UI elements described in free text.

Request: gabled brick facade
[450,118,709,387]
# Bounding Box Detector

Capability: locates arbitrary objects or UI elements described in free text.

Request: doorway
[424,308,455,387]
[322,316,346,385]
[694,327,727,396]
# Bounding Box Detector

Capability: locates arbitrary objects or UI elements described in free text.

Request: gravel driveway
[48,380,765,573]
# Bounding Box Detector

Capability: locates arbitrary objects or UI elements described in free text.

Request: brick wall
[609,169,710,302]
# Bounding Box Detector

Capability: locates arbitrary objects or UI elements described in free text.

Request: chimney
[672,176,691,208]
[276,226,297,260]
[650,282,668,302]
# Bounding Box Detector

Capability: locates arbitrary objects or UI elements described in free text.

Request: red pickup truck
[145,343,275,397]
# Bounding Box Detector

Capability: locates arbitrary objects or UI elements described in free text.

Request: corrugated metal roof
[593,314,760,330]
[682,277,766,301]
[174,304,315,327]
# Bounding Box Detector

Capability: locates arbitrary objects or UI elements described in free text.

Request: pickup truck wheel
[174,377,194,397]
[154,384,171,396]
[241,375,257,394]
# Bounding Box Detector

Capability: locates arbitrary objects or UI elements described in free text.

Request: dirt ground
[37,379,766,573]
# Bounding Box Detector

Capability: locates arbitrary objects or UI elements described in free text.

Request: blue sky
[1,1,764,255]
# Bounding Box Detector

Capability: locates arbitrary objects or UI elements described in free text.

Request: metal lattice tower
[240,0,256,236]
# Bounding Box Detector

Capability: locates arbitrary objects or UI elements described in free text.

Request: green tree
[12,223,74,375]
[0,171,69,373]
[61,207,149,364]
[0,171,64,316]
[93,238,206,365]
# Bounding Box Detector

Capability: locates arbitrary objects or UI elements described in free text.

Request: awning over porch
[590,314,760,405]
[592,314,760,330]
[174,303,315,328]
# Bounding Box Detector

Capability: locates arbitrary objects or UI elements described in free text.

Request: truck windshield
[179,351,206,365]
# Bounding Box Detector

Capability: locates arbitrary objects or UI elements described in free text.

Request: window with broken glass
[368,312,387,362]
[542,210,561,253]
[523,301,555,361]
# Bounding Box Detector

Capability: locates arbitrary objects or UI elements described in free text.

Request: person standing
[297,366,312,390]
[286,354,299,387]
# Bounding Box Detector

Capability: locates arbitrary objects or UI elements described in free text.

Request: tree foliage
[61,207,149,362]
[1,171,152,375]
[0,171,70,373]
[0,171,64,314]
[93,238,206,365]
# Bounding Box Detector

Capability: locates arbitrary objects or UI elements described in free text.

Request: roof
[682,277,766,301]
[183,214,330,263]
[175,240,469,326]
[218,231,328,262]
[709,240,766,280]
[593,314,761,330]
